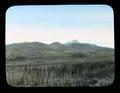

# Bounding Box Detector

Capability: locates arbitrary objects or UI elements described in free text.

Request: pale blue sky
[6,5,114,48]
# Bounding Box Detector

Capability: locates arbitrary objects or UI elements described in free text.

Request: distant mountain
[49,42,67,49]
[6,40,113,50]
[6,42,52,61]
[66,40,80,44]
[7,42,48,48]
[6,41,114,63]
[64,40,113,51]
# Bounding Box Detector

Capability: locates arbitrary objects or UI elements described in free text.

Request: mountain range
[6,40,114,64]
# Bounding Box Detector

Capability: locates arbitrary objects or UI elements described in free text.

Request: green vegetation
[6,61,114,87]
[6,41,114,87]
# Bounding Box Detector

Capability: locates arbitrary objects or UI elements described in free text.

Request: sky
[6,5,114,48]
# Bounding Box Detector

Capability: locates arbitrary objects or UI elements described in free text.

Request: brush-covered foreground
[6,61,114,87]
